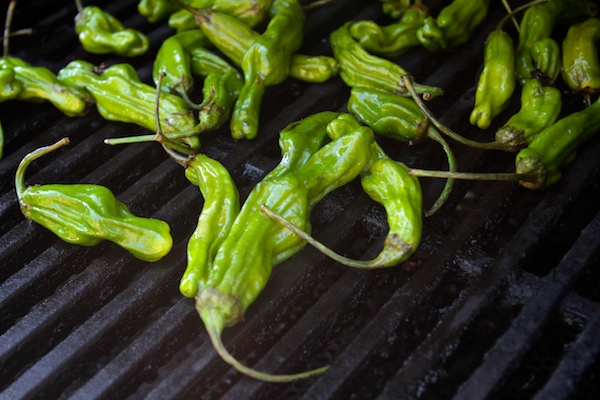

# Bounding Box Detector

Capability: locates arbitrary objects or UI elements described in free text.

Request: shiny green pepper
[330,22,443,99]
[561,17,600,97]
[379,0,413,19]
[178,3,338,84]
[57,60,200,153]
[0,66,22,102]
[516,97,600,189]
[347,86,429,142]
[470,29,516,130]
[514,0,596,85]
[168,0,273,32]
[15,138,173,261]
[75,5,150,57]
[349,4,429,57]
[178,153,240,298]
[231,0,304,139]
[0,57,92,117]
[152,30,211,97]
[496,78,562,148]
[417,0,490,51]
[138,0,180,23]
[531,37,561,83]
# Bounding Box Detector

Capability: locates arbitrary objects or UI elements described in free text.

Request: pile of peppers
[3,0,600,384]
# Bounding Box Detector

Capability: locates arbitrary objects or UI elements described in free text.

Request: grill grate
[1,0,600,399]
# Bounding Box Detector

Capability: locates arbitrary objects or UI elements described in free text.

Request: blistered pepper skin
[347,87,429,142]
[16,139,173,262]
[0,57,92,117]
[349,5,429,57]
[561,17,600,95]
[330,22,443,98]
[496,78,562,148]
[515,98,600,189]
[180,154,240,298]
[75,6,150,57]
[57,60,200,152]
[470,30,516,130]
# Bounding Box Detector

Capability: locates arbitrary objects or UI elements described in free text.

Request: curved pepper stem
[401,75,520,152]
[424,126,455,217]
[407,167,538,184]
[15,137,70,201]
[260,204,412,269]
[497,0,551,32]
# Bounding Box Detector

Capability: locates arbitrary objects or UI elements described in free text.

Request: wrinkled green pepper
[138,0,180,23]
[0,66,22,102]
[347,86,430,142]
[470,29,516,130]
[349,4,429,58]
[561,17,600,97]
[496,78,562,148]
[330,22,443,99]
[531,37,561,83]
[379,0,414,19]
[417,0,490,51]
[516,97,600,189]
[231,0,304,140]
[178,153,240,298]
[514,0,596,85]
[15,138,173,261]
[168,0,273,32]
[0,57,92,117]
[75,5,150,57]
[57,60,200,153]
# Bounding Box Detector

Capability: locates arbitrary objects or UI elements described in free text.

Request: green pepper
[531,37,561,83]
[0,57,93,117]
[74,5,150,57]
[57,60,200,153]
[330,22,443,99]
[561,17,600,98]
[347,86,430,142]
[349,4,429,58]
[194,64,242,133]
[515,97,600,189]
[470,29,516,130]
[230,0,304,139]
[138,0,180,23]
[168,0,273,33]
[417,0,490,51]
[176,2,338,84]
[15,138,173,261]
[496,78,562,148]
[379,0,414,19]
[514,0,596,85]
[178,153,240,298]
[0,66,22,102]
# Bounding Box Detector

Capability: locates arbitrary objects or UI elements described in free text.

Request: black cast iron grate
[1,0,600,399]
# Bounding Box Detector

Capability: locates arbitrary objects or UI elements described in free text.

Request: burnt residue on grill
[1,1,600,399]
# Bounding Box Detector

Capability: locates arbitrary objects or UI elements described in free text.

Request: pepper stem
[260,205,410,269]
[15,137,70,201]
[424,126,455,217]
[401,75,518,152]
[201,307,329,382]
[303,0,333,12]
[408,167,537,183]
[3,0,16,57]
[74,0,83,13]
[497,0,550,32]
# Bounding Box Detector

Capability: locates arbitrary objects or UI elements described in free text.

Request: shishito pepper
[15,138,173,261]
[349,4,429,58]
[470,29,516,130]
[330,22,443,99]
[417,0,490,51]
[515,97,600,189]
[191,111,378,381]
[138,0,180,23]
[74,3,150,57]
[495,78,562,148]
[378,0,413,19]
[561,17,600,97]
[0,66,21,102]
[57,60,200,153]
[530,37,561,83]
[0,56,93,117]
[514,0,597,85]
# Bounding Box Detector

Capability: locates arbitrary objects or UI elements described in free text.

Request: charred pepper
[561,17,600,98]
[15,138,173,261]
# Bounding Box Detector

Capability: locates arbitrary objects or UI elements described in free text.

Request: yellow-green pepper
[561,17,600,97]
[15,138,173,262]
[138,0,180,23]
